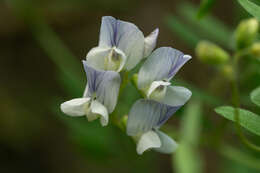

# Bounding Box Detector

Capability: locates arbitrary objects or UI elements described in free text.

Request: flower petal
[90,100,109,126]
[136,130,161,155]
[60,98,90,116]
[144,28,159,57]
[83,61,121,113]
[162,86,192,107]
[86,46,126,72]
[153,130,178,154]
[138,47,191,89]
[98,16,145,70]
[127,99,180,136]
[86,47,111,71]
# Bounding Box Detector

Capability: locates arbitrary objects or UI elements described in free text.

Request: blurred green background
[2,0,260,173]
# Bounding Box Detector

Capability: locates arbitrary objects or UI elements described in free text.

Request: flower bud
[195,41,230,65]
[235,18,259,50]
[250,42,260,59]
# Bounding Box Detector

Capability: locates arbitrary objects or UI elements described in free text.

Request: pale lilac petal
[161,86,192,107]
[153,130,178,154]
[138,47,191,89]
[99,16,145,70]
[127,99,180,136]
[83,60,121,113]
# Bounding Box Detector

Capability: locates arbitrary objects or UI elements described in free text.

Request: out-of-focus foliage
[166,3,233,49]
[220,145,260,172]
[174,102,203,173]
[197,0,216,19]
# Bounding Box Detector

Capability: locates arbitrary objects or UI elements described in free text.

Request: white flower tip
[136,131,161,155]
[144,28,159,57]
[91,100,109,126]
[183,54,192,60]
[60,98,90,117]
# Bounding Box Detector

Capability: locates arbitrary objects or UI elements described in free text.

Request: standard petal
[143,28,159,57]
[161,86,192,107]
[83,61,121,113]
[60,98,90,116]
[136,130,161,155]
[90,100,109,126]
[98,16,117,47]
[138,47,191,89]
[98,16,145,70]
[153,130,178,154]
[86,47,111,71]
[127,99,180,136]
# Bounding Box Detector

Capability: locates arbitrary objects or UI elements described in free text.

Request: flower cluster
[60,16,191,155]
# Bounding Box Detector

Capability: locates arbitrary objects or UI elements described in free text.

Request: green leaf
[197,0,216,19]
[173,102,203,173]
[238,0,260,21]
[250,86,260,106]
[215,106,260,136]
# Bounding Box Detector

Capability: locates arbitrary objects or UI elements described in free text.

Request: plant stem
[232,52,260,152]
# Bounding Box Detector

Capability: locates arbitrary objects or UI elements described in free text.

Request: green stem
[231,53,260,152]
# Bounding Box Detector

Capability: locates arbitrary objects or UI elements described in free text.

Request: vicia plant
[60,16,191,155]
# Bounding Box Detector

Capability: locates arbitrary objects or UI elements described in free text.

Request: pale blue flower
[138,47,192,106]
[127,99,180,155]
[60,60,121,126]
[86,16,159,72]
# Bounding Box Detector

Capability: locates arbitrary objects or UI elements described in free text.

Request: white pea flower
[86,16,159,72]
[138,47,192,106]
[60,60,121,126]
[127,99,183,155]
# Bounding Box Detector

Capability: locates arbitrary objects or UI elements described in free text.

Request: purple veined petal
[138,47,191,89]
[127,99,180,136]
[99,16,145,70]
[168,54,191,80]
[83,60,121,113]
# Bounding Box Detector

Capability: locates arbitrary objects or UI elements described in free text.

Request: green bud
[250,42,260,59]
[235,18,259,50]
[195,41,230,65]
